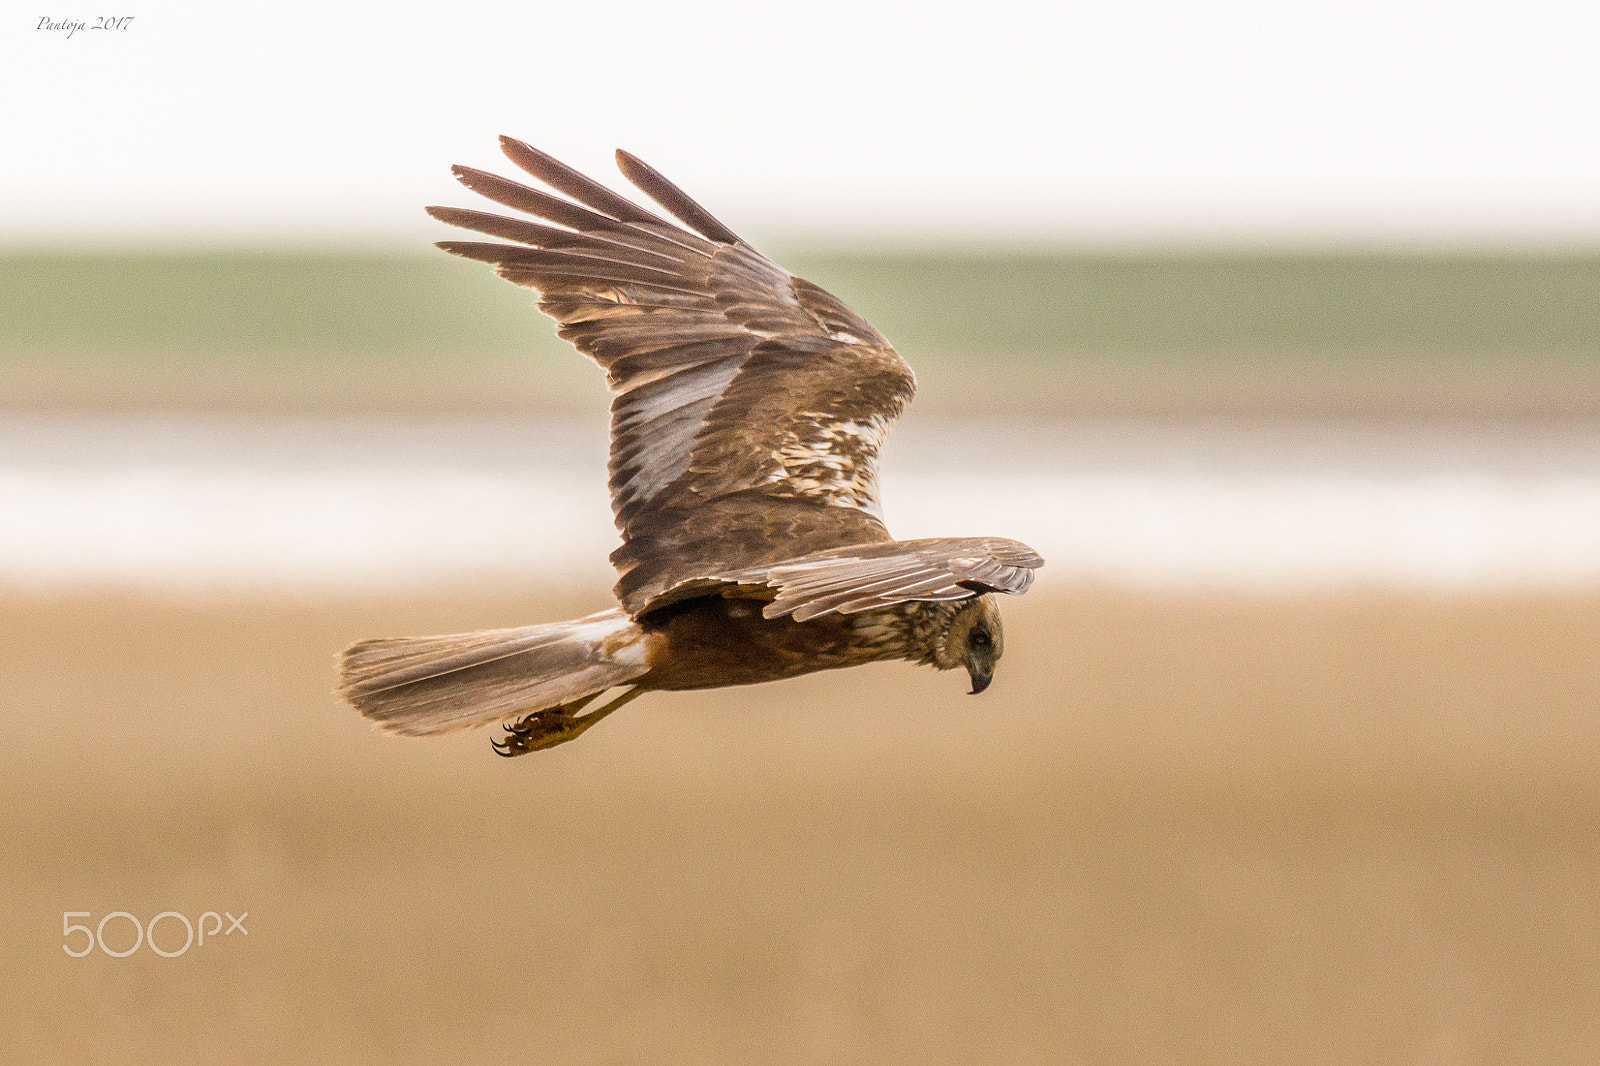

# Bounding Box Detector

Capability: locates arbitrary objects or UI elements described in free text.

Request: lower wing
[651,537,1043,622]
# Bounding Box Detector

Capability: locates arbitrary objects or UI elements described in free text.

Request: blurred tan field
[5,586,1599,1064]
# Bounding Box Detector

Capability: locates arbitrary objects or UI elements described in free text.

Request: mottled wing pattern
[429,138,916,616]
[652,537,1044,622]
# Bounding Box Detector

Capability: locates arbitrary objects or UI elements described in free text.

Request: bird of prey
[337,137,1043,756]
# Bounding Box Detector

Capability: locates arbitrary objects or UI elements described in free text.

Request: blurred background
[5,2,1600,1062]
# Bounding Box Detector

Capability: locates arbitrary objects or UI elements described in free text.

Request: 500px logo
[63,910,248,958]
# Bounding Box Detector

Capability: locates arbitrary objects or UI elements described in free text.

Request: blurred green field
[6,249,1600,360]
[5,250,1599,416]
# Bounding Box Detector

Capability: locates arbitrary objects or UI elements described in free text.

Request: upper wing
[649,537,1045,622]
[430,138,916,616]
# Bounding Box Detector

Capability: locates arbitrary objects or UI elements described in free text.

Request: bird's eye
[970,631,991,648]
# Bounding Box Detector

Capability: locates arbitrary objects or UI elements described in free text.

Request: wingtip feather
[614,149,744,245]
[499,135,556,177]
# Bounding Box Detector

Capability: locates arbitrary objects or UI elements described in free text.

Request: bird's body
[337,139,1041,755]
[636,595,991,691]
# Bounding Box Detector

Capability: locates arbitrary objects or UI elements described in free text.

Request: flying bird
[337,138,1044,755]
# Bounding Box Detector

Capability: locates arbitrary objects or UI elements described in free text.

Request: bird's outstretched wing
[431,138,917,615]
[648,537,1044,622]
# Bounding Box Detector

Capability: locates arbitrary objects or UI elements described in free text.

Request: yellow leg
[492,687,646,757]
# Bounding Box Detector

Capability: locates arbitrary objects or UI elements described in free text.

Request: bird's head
[937,595,1005,694]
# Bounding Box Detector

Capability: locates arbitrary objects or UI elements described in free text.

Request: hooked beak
[967,662,994,695]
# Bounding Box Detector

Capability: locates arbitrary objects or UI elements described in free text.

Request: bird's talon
[491,708,583,757]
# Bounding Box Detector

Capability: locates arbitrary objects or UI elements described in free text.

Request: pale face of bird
[935,595,1005,694]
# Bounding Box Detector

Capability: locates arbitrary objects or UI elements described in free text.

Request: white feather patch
[762,412,893,514]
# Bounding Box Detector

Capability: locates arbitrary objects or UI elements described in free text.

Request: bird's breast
[637,596,906,691]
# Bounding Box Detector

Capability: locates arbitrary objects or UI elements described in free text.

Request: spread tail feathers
[336,608,649,737]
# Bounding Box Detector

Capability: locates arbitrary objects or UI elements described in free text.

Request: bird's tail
[336,608,650,737]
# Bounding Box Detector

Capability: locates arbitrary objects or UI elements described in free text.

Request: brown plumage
[336,138,1043,755]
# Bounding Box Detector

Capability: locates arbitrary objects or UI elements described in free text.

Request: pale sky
[5,0,1600,247]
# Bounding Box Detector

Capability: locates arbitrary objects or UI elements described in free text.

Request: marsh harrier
[337,139,1043,755]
